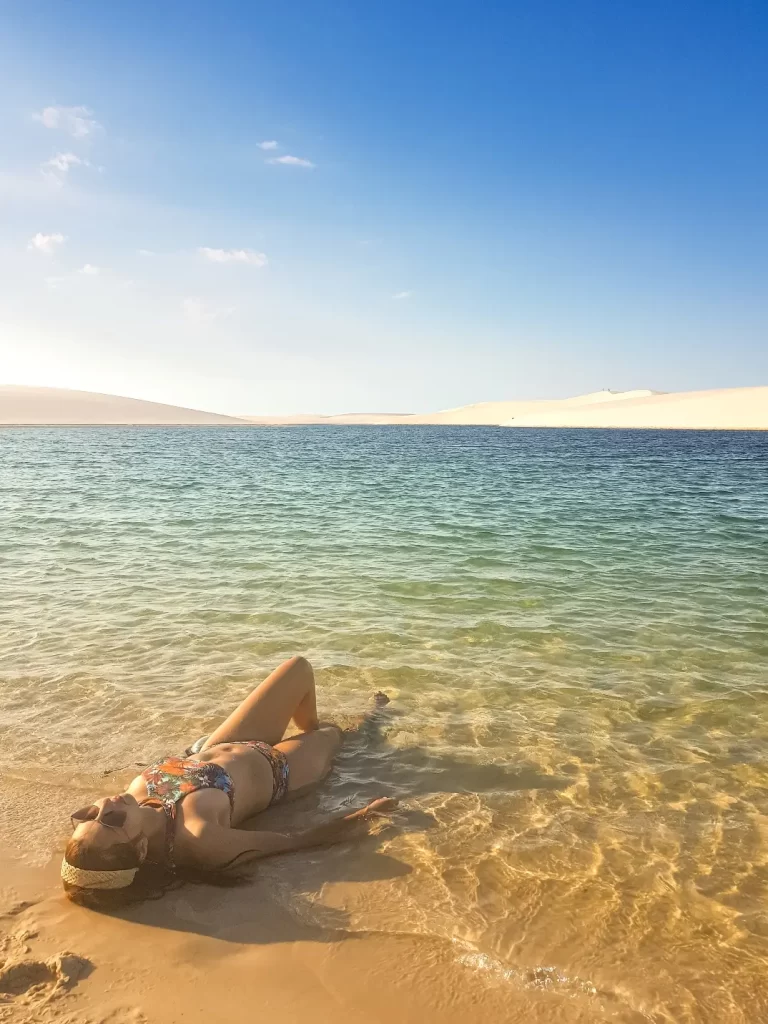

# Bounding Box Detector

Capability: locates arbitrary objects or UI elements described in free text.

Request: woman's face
[70,793,147,857]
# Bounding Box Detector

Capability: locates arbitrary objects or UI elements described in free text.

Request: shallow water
[1,426,768,1022]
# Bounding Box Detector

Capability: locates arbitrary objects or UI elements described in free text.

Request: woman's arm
[185,797,398,870]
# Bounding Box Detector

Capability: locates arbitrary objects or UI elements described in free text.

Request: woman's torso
[127,742,277,828]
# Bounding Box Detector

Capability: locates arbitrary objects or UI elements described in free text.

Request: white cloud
[268,155,315,168]
[182,297,235,324]
[27,232,66,254]
[79,264,101,275]
[138,248,155,256]
[34,105,101,138]
[43,152,83,174]
[259,140,279,150]
[392,290,413,300]
[40,151,93,188]
[198,247,268,267]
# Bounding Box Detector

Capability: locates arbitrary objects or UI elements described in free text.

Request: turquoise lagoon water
[1,426,767,1022]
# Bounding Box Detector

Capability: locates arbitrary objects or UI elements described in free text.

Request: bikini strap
[161,801,177,869]
[140,798,177,870]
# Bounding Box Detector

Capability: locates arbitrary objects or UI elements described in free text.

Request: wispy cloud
[268,155,315,168]
[34,105,101,138]
[182,297,235,324]
[43,152,84,174]
[259,140,279,150]
[198,247,268,267]
[40,151,93,187]
[27,232,66,254]
[392,290,413,300]
[79,264,101,275]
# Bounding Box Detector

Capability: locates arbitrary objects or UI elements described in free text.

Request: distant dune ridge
[243,386,768,429]
[500,387,768,430]
[0,386,248,425]
[1,384,766,428]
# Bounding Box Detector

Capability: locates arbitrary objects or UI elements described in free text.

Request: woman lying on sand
[62,657,396,908]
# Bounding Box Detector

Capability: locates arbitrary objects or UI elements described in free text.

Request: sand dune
[242,391,662,426]
[415,389,660,425]
[245,388,767,429]
[503,386,768,430]
[3,384,766,429]
[0,386,248,425]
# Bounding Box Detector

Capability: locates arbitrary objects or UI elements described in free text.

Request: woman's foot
[343,692,392,733]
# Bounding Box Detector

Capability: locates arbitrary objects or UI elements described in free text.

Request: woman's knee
[286,655,312,674]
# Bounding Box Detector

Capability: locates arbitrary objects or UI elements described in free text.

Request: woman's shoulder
[172,791,234,869]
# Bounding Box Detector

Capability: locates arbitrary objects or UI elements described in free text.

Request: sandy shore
[0,845,609,1024]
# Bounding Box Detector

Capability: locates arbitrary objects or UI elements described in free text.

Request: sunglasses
[71,805,128,831]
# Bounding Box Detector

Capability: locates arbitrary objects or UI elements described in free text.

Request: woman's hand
[345,797,399,819]
[306,797,399,847]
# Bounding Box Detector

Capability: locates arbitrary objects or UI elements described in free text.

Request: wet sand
[1,846,619,1024]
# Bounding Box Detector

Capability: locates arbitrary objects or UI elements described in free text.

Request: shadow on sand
[118,707,570,944]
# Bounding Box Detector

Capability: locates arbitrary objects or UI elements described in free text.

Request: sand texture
[0,850,613,1024]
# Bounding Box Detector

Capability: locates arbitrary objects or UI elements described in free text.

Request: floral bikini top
[139,741,289,869]
[140,757,235,868]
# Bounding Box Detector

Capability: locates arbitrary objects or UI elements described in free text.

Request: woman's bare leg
[275,693,391,795]
[203,656,319,749]
[275,726,343,794]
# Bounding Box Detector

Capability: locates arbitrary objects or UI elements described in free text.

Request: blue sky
[1,1,766,414]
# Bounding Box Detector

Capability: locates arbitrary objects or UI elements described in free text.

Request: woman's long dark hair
[62,834,251,912]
